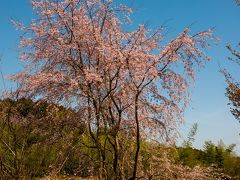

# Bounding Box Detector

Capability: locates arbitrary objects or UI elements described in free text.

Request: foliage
[177,140,240,179]
[182,123,198,147]
[0,98,240,179]
[177,125,240,179]
[3,99,233,179]
[0,98,86,179]
[223,44,240,123]
[222,1,240,125]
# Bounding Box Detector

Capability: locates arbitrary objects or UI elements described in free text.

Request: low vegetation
[0,98,239,179]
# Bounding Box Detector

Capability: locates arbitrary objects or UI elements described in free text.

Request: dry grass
[38,176,98,180]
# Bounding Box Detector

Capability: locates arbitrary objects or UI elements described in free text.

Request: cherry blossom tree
[11,0,215,178]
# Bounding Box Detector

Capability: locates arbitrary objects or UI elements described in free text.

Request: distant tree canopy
[177,140,240,178]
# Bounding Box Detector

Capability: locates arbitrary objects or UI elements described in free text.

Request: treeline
[177,141,240,179]
[0,98,239,179]
[177,123,240,178]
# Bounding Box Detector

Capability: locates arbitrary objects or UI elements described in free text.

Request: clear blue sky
[0,0,240,153]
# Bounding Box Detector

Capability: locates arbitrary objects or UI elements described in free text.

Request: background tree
[222,0,240,126]
[178,123,200,167]
[182,123,198,147]
[223,44,240,123]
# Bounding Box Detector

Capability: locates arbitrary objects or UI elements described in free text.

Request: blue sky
[0,0,240,153]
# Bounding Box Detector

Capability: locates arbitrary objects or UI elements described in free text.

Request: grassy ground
[38,176,97,180]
